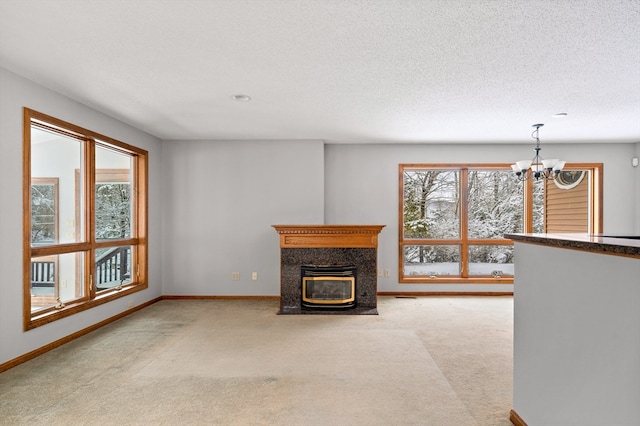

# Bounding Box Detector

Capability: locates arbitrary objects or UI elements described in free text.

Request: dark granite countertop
[504,233,640,258]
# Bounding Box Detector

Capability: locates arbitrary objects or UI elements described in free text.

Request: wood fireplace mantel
[272,225,385,248]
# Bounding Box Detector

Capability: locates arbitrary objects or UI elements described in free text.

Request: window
[399,164,602,284]
[24,108,148,330]
[31,178,58,245]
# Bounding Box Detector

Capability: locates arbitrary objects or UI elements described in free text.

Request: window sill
[26,283,147,330]
[399,277,514,284]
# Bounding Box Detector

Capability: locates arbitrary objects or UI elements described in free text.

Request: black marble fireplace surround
[280,248,378,314]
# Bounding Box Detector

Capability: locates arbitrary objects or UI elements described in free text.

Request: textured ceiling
[1,0,639,143]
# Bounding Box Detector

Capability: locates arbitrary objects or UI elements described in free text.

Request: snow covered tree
[31,183,56,244]
[95,183,131,240]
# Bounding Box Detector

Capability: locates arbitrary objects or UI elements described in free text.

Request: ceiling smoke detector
[232,94,251,102]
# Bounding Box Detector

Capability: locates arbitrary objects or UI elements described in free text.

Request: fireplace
[301,265,356,309]
[273,225,385,315]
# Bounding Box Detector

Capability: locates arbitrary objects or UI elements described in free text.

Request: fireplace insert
[301,265,356,309]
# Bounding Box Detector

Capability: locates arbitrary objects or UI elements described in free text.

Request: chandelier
[511,123,565,181]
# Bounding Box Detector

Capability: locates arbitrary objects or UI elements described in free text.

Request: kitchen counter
[504,233,640,258]
[506,233,640,426]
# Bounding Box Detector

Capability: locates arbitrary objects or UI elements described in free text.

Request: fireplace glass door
[301,265,356,309]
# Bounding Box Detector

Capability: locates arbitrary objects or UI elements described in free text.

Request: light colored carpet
[0,296,513,425]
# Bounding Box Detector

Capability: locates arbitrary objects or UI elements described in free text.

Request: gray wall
[159,140,638,297]
[324,143,639,293]
[0,68,164,365]
[161,140,325,296]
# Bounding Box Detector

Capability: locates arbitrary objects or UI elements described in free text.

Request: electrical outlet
[377,269,383,277]
[232,272,240,281]
[252,272,258,280]
[61,279,67,288]
[384,269,391,277]
[127,300,134,308]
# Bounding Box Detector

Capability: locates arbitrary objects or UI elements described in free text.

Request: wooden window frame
[23,108,148,330]
[398,163,602,284]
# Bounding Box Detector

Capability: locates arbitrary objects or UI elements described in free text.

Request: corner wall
[0,68,164,365]
[512,242,640,425]
[635,142,640,233]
